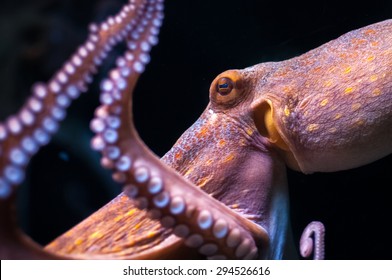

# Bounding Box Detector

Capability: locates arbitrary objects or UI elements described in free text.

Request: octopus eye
[210,70,244,107]
[216,77,234,96]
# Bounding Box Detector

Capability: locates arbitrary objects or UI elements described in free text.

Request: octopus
[0,0,391,259]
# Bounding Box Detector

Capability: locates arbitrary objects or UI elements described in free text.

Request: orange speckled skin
[158,20,391,258]
[45,193,195,259]
[247,20,392,173]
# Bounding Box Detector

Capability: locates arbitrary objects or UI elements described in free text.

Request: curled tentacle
[90,3,270,261]
[300,221,325,260]
[0,0,160,259]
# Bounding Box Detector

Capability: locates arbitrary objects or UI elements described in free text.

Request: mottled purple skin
[162,107,290,258]
[249,20,392,173]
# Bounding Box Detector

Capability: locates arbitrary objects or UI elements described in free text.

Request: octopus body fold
[0,0,390,260]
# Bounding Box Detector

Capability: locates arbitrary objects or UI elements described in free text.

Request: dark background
[0,0,391,259]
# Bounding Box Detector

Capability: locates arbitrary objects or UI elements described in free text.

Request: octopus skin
[0,0,391,260]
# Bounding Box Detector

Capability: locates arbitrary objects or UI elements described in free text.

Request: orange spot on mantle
[369,75,378,82]
[307,124,319,132]
[366,55,375,62]
[196,126,209,138]
[147,231,158,238]
[246,128,253,136]
[126,209,137,216]
[184,167,194,177]
[324,80,333,87]
[75,238,83,246]
[90,231,103,239]
[373,88,382,96]
[320,99,328,107]
[197,176,212,188]
[363,29,376,35]
[371,41,379,47]
[231,203,240,209]
[351,38,367,45]
[354,119,365,126]
[218,139,226,147]
[334,113,342,120]
[343,66,352,74]
[134,223,141,230]
[283,85,292,93]
[284,106,290,117]
[344,87,354,94]
[223,153,235,163]
[175,151,183,160]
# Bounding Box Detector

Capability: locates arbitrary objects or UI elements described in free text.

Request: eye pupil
[216,77,234,95]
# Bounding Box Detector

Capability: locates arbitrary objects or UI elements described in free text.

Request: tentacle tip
[300,246,313,259]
